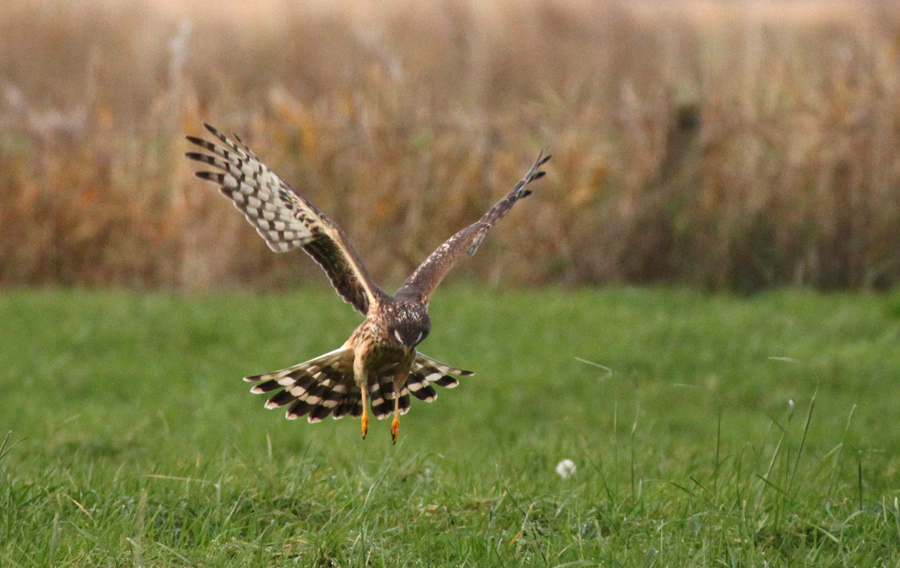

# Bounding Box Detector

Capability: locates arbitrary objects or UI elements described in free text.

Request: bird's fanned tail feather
[243,349,472,423]
[406,354,473,402]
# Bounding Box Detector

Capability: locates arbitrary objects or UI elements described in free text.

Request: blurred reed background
[2,0,899,293]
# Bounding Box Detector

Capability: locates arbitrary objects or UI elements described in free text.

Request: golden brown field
[3,0,900,292]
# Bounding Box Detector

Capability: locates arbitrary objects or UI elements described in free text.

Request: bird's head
[389,304,431,354]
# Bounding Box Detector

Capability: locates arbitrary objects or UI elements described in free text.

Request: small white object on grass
[555,459,576,479]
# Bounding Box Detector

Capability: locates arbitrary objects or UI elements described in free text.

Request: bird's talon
[391,415,399,444]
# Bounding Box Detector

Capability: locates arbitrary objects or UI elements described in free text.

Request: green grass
[2,286,900,566]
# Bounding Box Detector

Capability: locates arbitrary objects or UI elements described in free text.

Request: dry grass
[3,0,900,292]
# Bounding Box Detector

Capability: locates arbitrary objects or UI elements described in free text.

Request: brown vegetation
[3,0,900,292]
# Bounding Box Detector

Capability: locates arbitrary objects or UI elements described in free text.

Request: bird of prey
[186,123,549,442]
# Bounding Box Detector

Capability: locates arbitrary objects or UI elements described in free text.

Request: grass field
[2,287,900,566]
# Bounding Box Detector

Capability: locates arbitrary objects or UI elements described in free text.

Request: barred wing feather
[397,151,550,305]
[186,123,383,314]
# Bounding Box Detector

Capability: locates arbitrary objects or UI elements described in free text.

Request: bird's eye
[393,329,403,344]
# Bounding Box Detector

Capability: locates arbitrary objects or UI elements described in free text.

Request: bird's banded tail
[243,349,473,423]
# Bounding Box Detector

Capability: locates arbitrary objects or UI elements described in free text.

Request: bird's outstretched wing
[396,151,550,305]
[185,123,385,314]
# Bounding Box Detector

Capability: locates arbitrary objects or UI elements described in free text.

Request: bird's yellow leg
[391,351,414,445]
[391,395,400,444]
[355,350,369,440]
[361,387,369,440]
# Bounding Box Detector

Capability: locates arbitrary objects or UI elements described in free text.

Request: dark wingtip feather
[184,151,212,164]
[194,171,224,182]
[202,123,235,148]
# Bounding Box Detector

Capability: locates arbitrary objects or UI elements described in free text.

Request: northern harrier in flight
[186,124,549,442]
